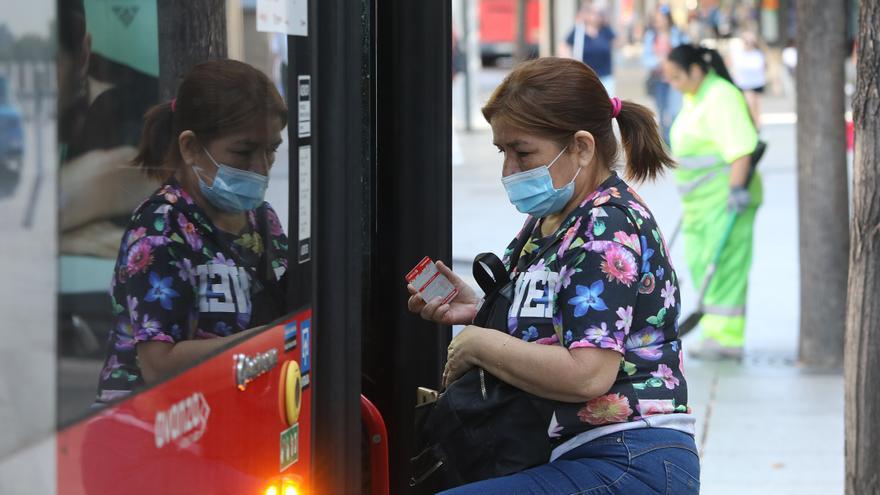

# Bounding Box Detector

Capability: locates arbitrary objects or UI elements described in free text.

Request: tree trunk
[845,1,880,492]
[156,0,227,100]
[796,0,848,368]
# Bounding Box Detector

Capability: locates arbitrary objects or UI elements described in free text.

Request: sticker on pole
[256,0,308,36]
[299,319,311,387]
[280,423,299,471]
[405,257,459,306]
[284,321,297,352]
[297,75,311,138]
[297,145,311,264]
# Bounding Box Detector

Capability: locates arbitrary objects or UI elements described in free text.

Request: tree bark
[796,0,848,368]
[156,0,227,100]
[845,0,880,492]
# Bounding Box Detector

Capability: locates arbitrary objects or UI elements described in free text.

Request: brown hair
[133,59,288,181]
[481,57,674,182]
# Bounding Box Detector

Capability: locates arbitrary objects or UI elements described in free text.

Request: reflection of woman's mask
[501,147,580,218]
[194,148,268,213]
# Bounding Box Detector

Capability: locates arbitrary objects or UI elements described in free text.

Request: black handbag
[410,217,562,493]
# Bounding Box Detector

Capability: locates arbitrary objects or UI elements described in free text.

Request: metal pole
[460,0,472,131]
[549,0,557,55]
[23,65,44,228]
[515,0,528,62]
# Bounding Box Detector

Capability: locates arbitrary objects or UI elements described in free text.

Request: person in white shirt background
[729,31,766,129]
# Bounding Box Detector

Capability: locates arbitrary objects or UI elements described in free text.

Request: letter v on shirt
[510,270,560,319]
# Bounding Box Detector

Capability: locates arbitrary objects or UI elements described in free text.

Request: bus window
[57,0,160,424]
[56,0,292,424]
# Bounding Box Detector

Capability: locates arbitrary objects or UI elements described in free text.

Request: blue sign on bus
[300,319,311,375]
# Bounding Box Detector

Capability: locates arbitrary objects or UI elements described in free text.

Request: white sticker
[298,145,312,263]
[256,0,308,36]
[297,75,311,138]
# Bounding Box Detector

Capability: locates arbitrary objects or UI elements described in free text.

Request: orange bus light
[282,478,301,495]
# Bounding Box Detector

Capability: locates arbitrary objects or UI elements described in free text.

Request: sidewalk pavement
[450,55,843,494]
[0,98,56,492]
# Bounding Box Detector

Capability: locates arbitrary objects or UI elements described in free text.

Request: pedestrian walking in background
[663,45,761,360]
[559,1,617,95]
[781,38,797,97]
[642,4,688,144]
[730,31,766,129]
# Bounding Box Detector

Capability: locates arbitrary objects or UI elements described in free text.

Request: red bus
[479,0,541,65]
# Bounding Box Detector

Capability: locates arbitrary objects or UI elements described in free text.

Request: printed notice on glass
[256,0,308,36]
[297,145,311,264]
[297,75,311,138]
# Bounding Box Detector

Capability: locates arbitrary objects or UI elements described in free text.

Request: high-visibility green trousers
[682,199,758,347]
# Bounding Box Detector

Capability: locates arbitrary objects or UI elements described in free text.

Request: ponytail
[615,99,676,182]
[668,44,735,86]
[700,47,735,85]
[132,100,178,182]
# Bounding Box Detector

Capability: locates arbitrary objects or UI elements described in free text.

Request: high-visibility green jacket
[670,71,761,212]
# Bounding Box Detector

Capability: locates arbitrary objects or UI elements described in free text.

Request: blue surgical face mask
[501,146,581,217]
[194,147,269,213]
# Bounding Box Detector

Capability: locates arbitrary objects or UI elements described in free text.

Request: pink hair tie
[610,96,622,119]
[170,98,177,112]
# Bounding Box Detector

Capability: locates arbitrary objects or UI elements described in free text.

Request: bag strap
[472,253,509,296]
[472,216,538,295]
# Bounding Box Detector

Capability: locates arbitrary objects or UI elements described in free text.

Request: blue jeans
[437,428,700,495]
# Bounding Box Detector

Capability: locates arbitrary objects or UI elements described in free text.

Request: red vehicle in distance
[479,0,541,66]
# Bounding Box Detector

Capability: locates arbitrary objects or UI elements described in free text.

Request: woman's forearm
[729,154,752,188]
[139,326,264,384]
[467,327,620,403]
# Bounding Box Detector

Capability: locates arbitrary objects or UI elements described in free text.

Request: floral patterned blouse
[96,180,288,403]
[502,173,689,440]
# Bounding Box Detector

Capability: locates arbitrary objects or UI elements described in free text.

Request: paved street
[451,55,844,494]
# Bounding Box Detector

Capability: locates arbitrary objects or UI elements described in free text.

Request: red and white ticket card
[405,256,459,305]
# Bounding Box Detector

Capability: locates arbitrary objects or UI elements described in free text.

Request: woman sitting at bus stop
[95,59,289,404]
[407,57,699,494]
